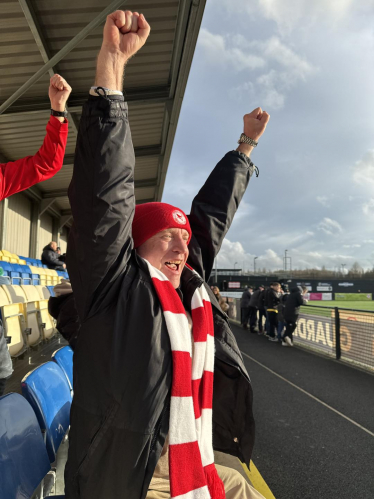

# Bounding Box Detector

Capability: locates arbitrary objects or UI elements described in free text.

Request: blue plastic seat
[0,393,65,498]
[47,285,56,297]
[52,346,73,391]
[19,264,32,284]
[21,362,72,462]
[8,264,22,285]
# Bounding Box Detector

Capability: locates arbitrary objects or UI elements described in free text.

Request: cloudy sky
[162,0,374,272]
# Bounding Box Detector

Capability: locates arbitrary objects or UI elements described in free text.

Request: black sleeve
[47,251,64,267]
[67,95,135,322]
[187,151,256,280]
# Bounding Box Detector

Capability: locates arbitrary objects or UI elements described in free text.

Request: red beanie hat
[132,202,192,249]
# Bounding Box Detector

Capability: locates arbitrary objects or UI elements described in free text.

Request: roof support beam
[39,198,56,216]
[0,0,128,115]
[58,215,72,231]
[18,0,79,134]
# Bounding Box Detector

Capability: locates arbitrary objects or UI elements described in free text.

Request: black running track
[231,323,374,499]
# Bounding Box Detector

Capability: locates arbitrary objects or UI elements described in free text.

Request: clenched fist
[49,74,72,112]
[102,10,151,61]
[243,108,270,143]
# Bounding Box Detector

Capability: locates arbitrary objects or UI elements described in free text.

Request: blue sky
[162,0,374,272]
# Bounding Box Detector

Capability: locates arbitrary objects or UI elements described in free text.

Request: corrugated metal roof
[0,0,206,218]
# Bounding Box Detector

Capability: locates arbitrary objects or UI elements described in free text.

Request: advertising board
[296,311,374,371]
[316,282,333,291]
[308,293,332,301]
[334,293,372,301]
[228,282,240,289]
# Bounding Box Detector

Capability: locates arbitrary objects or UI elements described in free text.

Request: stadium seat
[0,261,12,283]
[52,346,73,392]
[0,285,27,357]
[47,285,56,297]
[34,285,51,300]
[21,285,46,346]
[0,393,65,499]
[2,285,43,347]
[28,264,41,285]
[22,362,72,463]
[20,264,33,284]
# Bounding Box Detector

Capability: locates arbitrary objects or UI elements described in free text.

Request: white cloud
[198,29,266,70]
[352,150,374,188]
[251,39,317,109]
[343,244,361,248]
[364,239,374,244]
[317,217,343,236]
[316,196,330,207]
[362,198,374,217]
[258,0,356,34]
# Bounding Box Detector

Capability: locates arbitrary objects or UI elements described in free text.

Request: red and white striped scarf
[144,260,225,499]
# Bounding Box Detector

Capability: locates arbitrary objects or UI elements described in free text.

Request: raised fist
[102,10,151,61]
[243,108,270,142]
[49,74,72,112]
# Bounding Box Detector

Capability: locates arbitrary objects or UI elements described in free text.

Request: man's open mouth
[164,260,182,272]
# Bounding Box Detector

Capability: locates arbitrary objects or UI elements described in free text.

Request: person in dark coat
[41,241,66,270]
[264,282,281,341]
[282,286,308,346]
[257,286,267,334]
[240,286,252,329]
[64,10,270,499]
[248,285,264,333]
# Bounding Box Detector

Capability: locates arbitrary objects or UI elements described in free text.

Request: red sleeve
[0,115,69,201]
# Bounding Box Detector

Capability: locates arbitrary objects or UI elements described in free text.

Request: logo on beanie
[172,210,186,225]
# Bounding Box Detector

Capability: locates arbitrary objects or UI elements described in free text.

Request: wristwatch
[50,109,68,118]
[238,133,258,147]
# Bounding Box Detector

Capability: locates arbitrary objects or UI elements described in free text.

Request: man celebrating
[66,10,269,499]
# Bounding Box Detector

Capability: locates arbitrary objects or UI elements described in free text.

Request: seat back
[21,285,44,346]
[34,285,51,300]
[38,300,56,339]
[0,393,51,498]
[22,362,72,462]
[52,346,74,391]
[0,286,27,357]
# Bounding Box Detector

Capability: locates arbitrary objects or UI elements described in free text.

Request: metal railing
[228,298,374,373]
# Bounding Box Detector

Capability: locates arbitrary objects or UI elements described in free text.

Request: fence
[228,298,374,373]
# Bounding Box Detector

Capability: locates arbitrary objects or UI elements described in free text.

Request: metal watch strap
[50,109,68,118]
[238,133,258,147]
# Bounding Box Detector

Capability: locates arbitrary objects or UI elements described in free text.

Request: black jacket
[48,293,80,350]
[240,289,252,308]
[248,289,263,309]
[65,95,257,499]
[284,287,306,321]
[41,244,65,269]
[264,287,280,310]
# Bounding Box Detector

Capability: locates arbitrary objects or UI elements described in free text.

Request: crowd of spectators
[240,283,308,346]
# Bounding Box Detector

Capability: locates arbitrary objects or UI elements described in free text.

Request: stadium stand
[0,252,61,358]
[0,393,65,499]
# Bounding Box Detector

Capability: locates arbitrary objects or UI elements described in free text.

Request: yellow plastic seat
[34,285,51,300]
[38,298,56,340]
[0,286,27,357]
[1,250,12,258]
[0,256,10,262]
[18,259,26,265]
[21,285,44,346]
